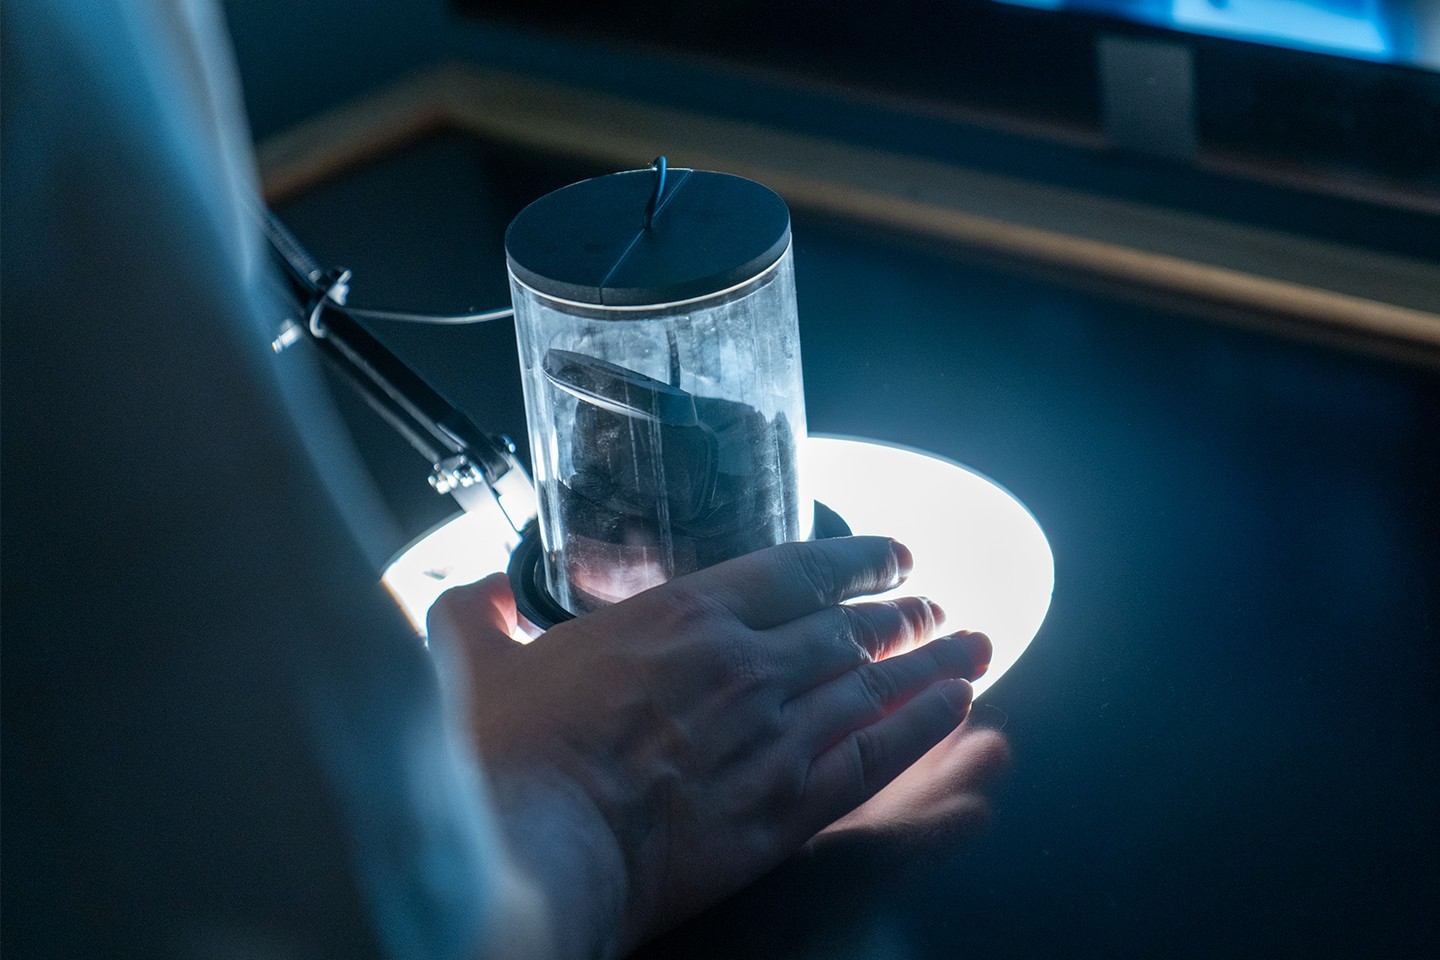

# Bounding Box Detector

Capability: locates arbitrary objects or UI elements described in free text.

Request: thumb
[427,572,521,657]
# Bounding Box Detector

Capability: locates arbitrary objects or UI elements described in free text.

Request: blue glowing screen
[994,1,1439,70]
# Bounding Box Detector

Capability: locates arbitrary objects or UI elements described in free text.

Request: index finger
[675,536,913,630]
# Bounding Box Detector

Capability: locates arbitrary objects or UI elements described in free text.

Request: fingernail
[941,679,974,717]
[964,631,993,678]
[889,539,914,583]
[919,596,946,627]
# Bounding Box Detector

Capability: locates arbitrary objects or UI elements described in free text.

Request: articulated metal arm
[259,205,535,534]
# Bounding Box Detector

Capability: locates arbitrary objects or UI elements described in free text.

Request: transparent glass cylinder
[510,246,810,616]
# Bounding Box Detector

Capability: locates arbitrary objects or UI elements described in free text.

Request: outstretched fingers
[784,630,992,826]
[790,630,992,750]
[801,678,975,830]
[764,595,944,695]
[678,536,913,630]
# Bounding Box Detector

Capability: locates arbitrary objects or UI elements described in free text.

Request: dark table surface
[281,135,1440,959]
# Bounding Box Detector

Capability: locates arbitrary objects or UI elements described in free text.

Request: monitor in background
[454,0,1440,212]
[996,0,1439,70]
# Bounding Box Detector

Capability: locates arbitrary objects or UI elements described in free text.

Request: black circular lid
[504,165,792,307]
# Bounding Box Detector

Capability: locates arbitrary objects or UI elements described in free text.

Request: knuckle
[783,542,843,609]
[854,665,894,717]
[838,606,880,662]
[901,598,932,641]
[922,637,951,674]
[722,632,769,690]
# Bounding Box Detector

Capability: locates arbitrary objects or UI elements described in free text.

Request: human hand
[428,537,992,959]
[810,716,1010,859]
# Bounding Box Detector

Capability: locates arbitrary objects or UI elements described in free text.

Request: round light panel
[806,435,1053,697]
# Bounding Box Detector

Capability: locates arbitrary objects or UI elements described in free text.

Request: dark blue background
[279,135,1440,958]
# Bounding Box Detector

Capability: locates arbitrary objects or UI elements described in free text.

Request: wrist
[486,768,629,960]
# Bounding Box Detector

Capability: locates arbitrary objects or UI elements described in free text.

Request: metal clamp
[258,202,537,535]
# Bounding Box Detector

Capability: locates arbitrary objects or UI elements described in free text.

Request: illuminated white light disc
[382,503,521,638]
[807,435,1053,698]
[383,435,1054,695]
